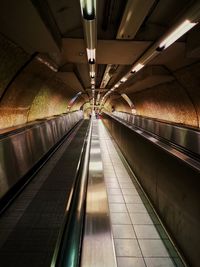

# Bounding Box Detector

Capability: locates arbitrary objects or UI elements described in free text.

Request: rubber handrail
[0,110,80,139]
[50,118,93,267]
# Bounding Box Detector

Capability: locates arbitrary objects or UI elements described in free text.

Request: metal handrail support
[51,118,93,267]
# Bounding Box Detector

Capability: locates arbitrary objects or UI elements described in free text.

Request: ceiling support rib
[102,1,200,104]
[117,0,156,40]
[99,0,156,104]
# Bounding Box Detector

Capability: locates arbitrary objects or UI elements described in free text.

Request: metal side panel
[81,119,117,267]
[113,111,200,156]
[0,120,89,267]
[0,111,83,200]
[102,113,200,267]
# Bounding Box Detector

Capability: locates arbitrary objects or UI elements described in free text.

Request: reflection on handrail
[112,111,200,157]
[0,111,83,212]
[51,119,92,267]
[0,110,80,138]
[103,112,200,172]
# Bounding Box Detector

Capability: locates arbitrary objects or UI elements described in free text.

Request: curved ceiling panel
[0,0,200,129]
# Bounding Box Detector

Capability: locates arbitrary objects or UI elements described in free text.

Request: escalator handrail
[111,111,200,158]
[0,110,82,139]
[103,111,200,171]
[50,118,93,267]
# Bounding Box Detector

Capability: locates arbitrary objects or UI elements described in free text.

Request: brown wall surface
[0,34,85,129]
[105,62,200,128]
[174,62,200,127]
[129,80,198,127]
[104,96,132,113]
[0,59,75,128]
[124,62,200,128]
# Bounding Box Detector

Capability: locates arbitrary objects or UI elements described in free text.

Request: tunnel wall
[129,81,198,127]
[127,62,200,128]
[102,113,200,267]
[0,58,77,129]
[0,34,83,129]
[175,62,200,127]
[104,97,132,113]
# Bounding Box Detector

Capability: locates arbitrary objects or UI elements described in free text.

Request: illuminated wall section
[129,80,198,127]
[0,58,76,129]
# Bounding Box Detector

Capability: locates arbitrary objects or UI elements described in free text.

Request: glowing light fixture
[87,48,96,63]
[80,0,96,19]
[90,71,95,78]
[131,63,144,73]
[114,84,120,88]
[120,77,128,83]
[36,56,58,72]
[91,79,95,85]
[96,93,100,102]
[158,19,197,50]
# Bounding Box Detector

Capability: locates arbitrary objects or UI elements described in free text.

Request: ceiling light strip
[158,19,197,50]
[80,0,97,98]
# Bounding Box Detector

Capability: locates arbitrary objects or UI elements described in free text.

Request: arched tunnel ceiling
[0,0,200,128]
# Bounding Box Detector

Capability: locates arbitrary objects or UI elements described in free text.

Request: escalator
[0,114,89,267]
[0,114,189,267]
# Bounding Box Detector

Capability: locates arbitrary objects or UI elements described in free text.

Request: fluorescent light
[85,0,94,16]
[90,71,95,78]
[91,79,95,85]
[116,0,155,40]
[80,0,96,19]
[97,93,100,101]
[100,64,113,88]
[131,63,144,73]
[159,19,197,50]
[86,48,96,63]
[36,56,58,72]
[114,84,119,88]
[120,77,128,83]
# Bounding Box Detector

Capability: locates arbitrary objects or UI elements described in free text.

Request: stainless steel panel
[51,117,92,267]
[81,119,117,267]
[105,112,200,171]
[113,111,200,156]
[0,111,83,199]
[102,112,200,267]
